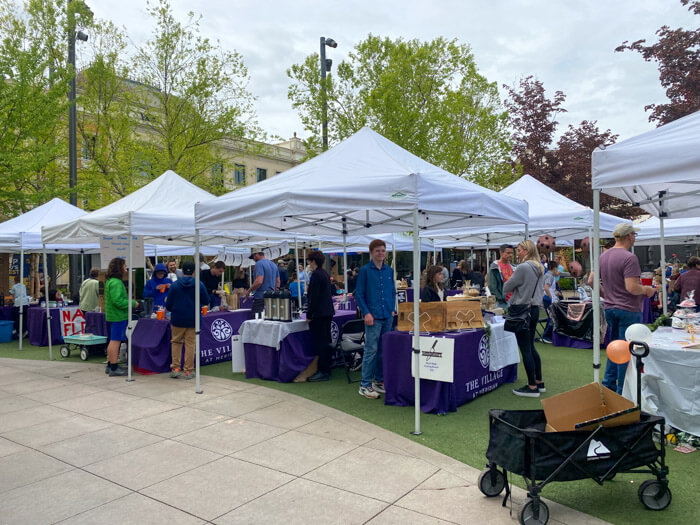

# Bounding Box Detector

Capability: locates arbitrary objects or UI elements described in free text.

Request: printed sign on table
[411,336,455,383]
[60,307,86,337]
[100,235,145,268]
[397,290,407,303]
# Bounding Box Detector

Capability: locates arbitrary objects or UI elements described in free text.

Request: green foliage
[288,35,515,189]
[558,277,575,290]
[130,0,260,191]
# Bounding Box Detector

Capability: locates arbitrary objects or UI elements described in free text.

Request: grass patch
[1,338,695,524]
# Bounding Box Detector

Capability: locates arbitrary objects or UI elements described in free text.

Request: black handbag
[504,264,540,333]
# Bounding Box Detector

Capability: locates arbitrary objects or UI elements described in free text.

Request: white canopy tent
[634,216,700,246]
[429,174,626,245]
[0,198,100,351]
[591,110,700,382]
[195,127,529,434]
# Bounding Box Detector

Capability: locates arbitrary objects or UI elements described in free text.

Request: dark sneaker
[108,366,128,377]
[308,372,330,382]
[359,385,380,399]
[541,337,552,344]
[372,381,386,394]
[537,382,546,393]
[512,385,540,398]
[105,364,110,375]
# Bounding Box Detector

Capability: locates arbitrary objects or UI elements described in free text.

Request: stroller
[479,341,671,524]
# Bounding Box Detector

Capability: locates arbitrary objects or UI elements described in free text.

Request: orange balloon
[606,339,631,364]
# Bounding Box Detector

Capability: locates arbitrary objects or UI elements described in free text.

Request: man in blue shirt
[355,239,396,399]
[246,251,280,315]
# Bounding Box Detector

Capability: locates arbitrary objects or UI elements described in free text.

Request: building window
[211,162,224,187]
[81,135,96,160]
[256,168,267,182]
[234,164,246,185]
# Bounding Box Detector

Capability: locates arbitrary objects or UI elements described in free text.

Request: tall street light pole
[319,36,337,152]
[67,0,89,299]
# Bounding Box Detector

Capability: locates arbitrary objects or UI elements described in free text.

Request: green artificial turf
[0,338,695,524]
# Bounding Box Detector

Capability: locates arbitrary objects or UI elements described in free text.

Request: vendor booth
[196,127,529,433]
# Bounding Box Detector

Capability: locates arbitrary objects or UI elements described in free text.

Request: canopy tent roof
[195,127,529,237]
[41,170,306,247]
[633,215,700,246]
[592,110,700,218]
[430,175,625,247]
[0,198,100,253]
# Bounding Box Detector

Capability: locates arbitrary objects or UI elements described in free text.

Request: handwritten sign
[100,235,144,269]
[411,336,454,383]
[60,307,86,337]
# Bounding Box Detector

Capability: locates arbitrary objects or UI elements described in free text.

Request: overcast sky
[90,0,697,143]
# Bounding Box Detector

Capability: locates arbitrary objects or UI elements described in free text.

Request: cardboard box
[444,300,483,330]
[226,293,239,310]
[397,302,445,332]
[541,383,640,432]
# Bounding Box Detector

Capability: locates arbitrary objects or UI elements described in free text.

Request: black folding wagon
[478,342,671,524]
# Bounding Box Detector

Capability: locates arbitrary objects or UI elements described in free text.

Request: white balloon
[625,323,652,344]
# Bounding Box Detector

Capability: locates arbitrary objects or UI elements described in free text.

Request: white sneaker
[372,381,385,394]
[359,385,380,399]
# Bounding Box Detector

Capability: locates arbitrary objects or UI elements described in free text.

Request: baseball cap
[182,261,195,275]
[248,251,264,260]
[613,223,640,238]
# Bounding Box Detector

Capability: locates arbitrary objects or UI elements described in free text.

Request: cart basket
[486,409,663,482]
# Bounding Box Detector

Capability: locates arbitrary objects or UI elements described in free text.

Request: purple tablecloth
[643,297,654,324]
[0,305,29,337]
[404,288,461,302]
[85,312,108,337]
[552,328,612,349]
[27,307,63,346]
[333,295,357,311]
[244,310,357,382]
[131,309,253,374]
[382,330,518,414]
[239,296,254,309]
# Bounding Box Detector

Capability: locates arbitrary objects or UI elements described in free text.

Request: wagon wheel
[59,345,70,358]
[638,480,672,511]
[519,498,549,525]
[478,468,505,497]
[79,346,89,361]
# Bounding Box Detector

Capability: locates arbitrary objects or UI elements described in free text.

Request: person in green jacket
[105,257,138,377]
[79,267,100,312]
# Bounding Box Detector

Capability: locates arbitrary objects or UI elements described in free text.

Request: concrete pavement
[0,358,608,524]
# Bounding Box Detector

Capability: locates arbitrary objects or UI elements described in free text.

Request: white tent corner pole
[592,190,601,384]
[43,245,52,360]
[342,227,348,305]
[19,247,24,351]
[411,209,422,436]
[659,215,668,316]
[126,234,134,382]
[295,239,302,311]
[195,229,203,394]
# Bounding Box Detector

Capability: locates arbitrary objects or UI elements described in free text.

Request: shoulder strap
[527,263,540,300]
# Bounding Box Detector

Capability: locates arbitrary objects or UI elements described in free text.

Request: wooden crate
[397,302,445,332]
[445,300,483,330]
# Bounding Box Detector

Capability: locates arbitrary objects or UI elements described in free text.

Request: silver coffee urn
[278,290,292,322]
[263,290,273,320]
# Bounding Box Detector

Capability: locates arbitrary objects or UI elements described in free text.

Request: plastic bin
[0,320,13,342]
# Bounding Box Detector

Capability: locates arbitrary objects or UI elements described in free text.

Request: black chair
[336,319,365,383]
[534,305,550,343]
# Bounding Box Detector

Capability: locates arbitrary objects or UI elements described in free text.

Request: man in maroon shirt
[599,223,656,394]
[674,257,700,305]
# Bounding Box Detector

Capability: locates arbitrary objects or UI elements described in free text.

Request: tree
[288,35,516,188]
[502,76,566,186]
[616,0,700,125]
[0,0,71,215]
[130,0,259,192]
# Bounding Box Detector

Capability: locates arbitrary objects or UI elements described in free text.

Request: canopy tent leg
[80,251,85,285]
[295,239,302,311]
[43,245,52,360]
[659,213,668,316]
[19,247,24,351]
[195,229,203,394]
[342,225,348,305]
[127,234,134,382]
[588,228,594,278]
[411,209,422,436]
[393,242,398,312]
[592,190,601,384]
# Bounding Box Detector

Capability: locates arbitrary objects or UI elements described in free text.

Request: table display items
[397,301,484,332]
[672,291,697,329]
[261,289,293,321]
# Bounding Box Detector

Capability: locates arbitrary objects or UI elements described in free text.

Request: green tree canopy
[288,35,515,188]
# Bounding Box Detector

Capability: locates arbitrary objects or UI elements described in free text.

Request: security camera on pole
[319,36,337,152]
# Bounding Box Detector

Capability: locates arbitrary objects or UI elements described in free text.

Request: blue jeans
[603,308,642,394]
[542,296,553,339]
[361,316,394,387]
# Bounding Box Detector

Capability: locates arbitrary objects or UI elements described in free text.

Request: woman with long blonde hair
[503,240,546,397]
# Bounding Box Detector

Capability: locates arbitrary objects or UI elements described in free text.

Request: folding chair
[534,305,550,343]
[336,319,365,383]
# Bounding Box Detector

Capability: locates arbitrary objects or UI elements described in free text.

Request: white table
[623,327,700,435]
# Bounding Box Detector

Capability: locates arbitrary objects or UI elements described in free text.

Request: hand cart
[60,333,109,361]
[478,342,671,524]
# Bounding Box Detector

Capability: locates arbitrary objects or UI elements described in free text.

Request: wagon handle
[628,341,649,408]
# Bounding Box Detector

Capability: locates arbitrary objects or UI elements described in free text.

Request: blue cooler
[0,320,13,342]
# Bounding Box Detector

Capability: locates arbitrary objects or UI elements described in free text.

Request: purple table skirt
[27,307,63,346]
[85,312,108,337]
[131,309,253,373]
[643,297,654,324]
[244,310,358,382]
[0,305,29,337]
[552,328,612,349]
[383,330,517,414]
